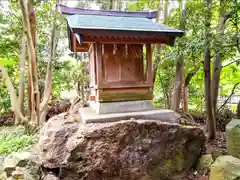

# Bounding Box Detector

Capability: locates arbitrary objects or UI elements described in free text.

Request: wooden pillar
[95,43,103,101]
[146,44,153,85]
[96,42,103,86]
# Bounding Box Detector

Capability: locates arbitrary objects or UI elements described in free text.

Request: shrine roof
[59,4,158,19]
[66,14,184,37]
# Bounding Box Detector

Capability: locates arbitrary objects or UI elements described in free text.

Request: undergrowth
[0,126,38,155]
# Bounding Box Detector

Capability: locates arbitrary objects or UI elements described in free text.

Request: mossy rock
[197,154,214,175]
[226,119,240,158]
[209,155,240,180]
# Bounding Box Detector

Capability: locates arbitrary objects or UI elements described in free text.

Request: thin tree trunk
[153,0,168,85]
[211,0,227,120]
[15,35,26,124]
[237,100,240,119]
[39,2,58,124]
[112,0,119,10]
[170,0,186,111]
[171,55,184,111]
[204,0,216,140]
[0,65,27,123]
[20,0,40,126]
[27,0,36,119]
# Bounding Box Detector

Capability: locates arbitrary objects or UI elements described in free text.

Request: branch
[223,10,235,24]
[217,82,240,113]
[0,65,28,123]
[185,66,200,86]
[222,59,240,68]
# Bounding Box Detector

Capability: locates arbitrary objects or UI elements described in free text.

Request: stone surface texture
[90,100,154,114]
[80,107,181,124]
[38,116,206,180]
[43,173,60,180]
[0,151,41,180]
[209,155,240,180]
[226,119,240,158]
[197,154,214,175]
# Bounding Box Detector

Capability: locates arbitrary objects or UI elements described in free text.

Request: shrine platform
[79,107,180,124]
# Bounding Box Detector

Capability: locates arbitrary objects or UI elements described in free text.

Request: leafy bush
[0,126,38,155]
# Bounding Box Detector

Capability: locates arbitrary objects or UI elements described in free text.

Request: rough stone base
[89,100,154,114]
[80,107,180,124]
[38,118,206,180]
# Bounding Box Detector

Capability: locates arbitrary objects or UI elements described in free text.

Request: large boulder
[209,155,240,180]
[38,118,206,180]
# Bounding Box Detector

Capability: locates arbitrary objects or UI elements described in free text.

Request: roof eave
[59,4,158,19]
[72,28,184,38]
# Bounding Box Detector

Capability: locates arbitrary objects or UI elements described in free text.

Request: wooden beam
[75,43,89,52]
[81,35,173,45]
[73,28,183,41]
[146,44,153,85]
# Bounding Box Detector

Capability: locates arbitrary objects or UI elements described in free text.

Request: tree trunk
[20,0,40,126]
[170,0,186,111]
[204,0,216,140]
[27,0,36,120]
[15,35,26,124]
[153,0,168,85]
[237,100,240,119]
[171,55,184,111]
[0,65,27,123]
[211,0,227,120]
[39,2,58,124]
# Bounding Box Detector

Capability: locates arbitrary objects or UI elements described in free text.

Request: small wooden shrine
[60,5,184,114]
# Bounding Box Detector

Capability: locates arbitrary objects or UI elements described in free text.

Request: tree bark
[170,0,186,111]
[20,0,40,126]
[152,0,168,85]
[211,0,227,120]
[237,100,240,119]
[15,34,26,124]
[171,55,184,111]
[27,0,36,119]
[39,2,58,124]
[204,0,216,140]
[0,65,27,123]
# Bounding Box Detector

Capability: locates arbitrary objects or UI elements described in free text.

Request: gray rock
[4,152,31,168]
[0,156,5,165]
[209,155,240,180]
[4,166,15,177]
[197,154,214,175]
[226,119,240,158]
[0,172,6,180]
[11,169,24,179]
[38,118,206,180]
[43,173,59,180]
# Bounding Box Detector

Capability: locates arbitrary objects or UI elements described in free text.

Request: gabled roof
[61,5,184,51]
[67,14,184,37]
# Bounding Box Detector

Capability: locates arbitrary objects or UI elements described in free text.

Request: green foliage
[0,126,38,155]
[128,0,240,112]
